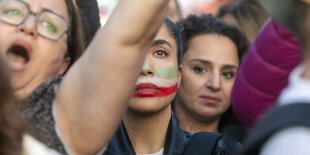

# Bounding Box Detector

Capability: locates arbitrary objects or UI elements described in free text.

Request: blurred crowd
[0,0,308,154]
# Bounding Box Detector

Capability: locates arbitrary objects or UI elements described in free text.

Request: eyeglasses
[0,0,69,41]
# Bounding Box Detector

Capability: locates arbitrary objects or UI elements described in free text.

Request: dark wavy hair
[178,14,248,61]
[0,55,24,155]
[260,0,308,50]
[164,17,183,66]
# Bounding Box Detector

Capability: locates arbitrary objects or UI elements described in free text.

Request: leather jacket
[102,114,232,155]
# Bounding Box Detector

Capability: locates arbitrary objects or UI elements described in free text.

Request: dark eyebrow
[190,59,238,69]
[189,59,212,65]
[222,65,238,70]
[152,39,172,48]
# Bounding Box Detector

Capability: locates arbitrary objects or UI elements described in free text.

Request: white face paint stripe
[136,77,178,87]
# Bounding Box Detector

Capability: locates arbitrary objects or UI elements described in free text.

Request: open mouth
[6,44,31,70]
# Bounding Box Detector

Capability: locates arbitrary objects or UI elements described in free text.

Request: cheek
[177,71,203,109]
[156,65,179,80]
[39,39,67,58]
[35,41,67,74]
[222,81,234,102]
[0,24,15,54]
[181,69,203,95]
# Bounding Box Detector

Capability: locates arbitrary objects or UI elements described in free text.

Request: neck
[174,99,219,133]
[14,88,31,102]
[301,42,310,79]
[123,105,171,154]
[303,52,310,80]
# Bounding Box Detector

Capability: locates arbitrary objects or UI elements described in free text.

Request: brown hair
[64,0,85,70]
[260,0,308,50]
[217,0,268,42]
[0,56,24,155]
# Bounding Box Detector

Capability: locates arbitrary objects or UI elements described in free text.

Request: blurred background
[97,0,232,25]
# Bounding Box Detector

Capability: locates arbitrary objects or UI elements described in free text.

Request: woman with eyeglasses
[0,0,169,154]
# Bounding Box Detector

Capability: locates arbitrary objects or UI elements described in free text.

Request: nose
[140,62,155,77]
[18,15,37,37]
[206,72,221,91]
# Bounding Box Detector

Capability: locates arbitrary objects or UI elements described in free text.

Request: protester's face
[0,0,70,101]
[176,34,238,121]
[129,25,181,114]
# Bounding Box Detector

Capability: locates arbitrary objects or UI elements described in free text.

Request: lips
[200,95,221,105]
[5,39,32,71]
[133,83,178,97]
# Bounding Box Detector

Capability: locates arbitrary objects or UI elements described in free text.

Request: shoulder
[213,136,242,155]
[260,127,310,155]
[23,134,61,155]
[19,78,67,154]
[22,78,62,107]
[183,132,242,155]
[19,78,62,120]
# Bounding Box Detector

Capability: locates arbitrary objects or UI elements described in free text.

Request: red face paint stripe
[133,83,178,97]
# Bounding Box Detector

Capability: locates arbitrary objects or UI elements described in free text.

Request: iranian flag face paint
[133,64,179,98]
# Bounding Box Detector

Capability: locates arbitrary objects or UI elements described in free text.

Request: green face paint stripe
[157,65,178,80]
[143,62,178,79]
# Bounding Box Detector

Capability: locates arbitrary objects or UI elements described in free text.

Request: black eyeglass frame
[0,0,70,41]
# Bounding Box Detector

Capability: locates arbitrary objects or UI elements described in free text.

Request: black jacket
[103,114,237,155]
[242,103,310,155]
[103,114,191,155]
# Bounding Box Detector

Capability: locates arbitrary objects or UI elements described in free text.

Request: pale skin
[0,0,169,153]
[122,25,182,154]
[174,34,239,133]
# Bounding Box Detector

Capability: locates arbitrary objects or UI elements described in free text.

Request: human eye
[153,49,169,58]
[222,71,235,79]
[193,66,206,74]
[2,8,24,17]
[41,21,57,33]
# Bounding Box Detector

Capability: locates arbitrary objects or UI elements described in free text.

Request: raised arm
[54,0,169,154]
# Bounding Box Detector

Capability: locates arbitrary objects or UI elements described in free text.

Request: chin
[192,107,222,121]
[128,97,172,115]
[10,74,27,90]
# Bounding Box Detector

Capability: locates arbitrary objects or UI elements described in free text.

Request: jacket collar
[103,114,191,155]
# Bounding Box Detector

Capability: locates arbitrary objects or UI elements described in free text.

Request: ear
[56,57,71,77]
[177,65,183,88]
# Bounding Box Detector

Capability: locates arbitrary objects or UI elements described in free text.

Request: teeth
[7,59,24,70]
[6,50,27,70]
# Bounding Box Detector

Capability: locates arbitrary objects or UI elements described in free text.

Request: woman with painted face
[103,18,241,155]
[0,0,169,154]
[173,14,248,134]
